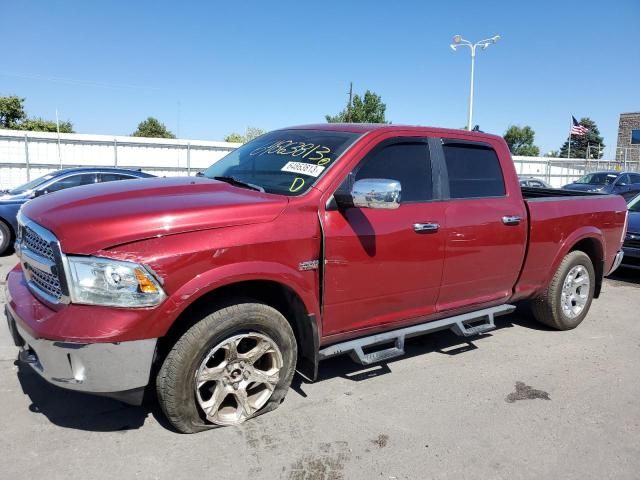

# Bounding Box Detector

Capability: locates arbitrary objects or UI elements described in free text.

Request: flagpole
[567,115,572,159]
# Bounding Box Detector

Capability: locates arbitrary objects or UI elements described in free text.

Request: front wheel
[530,250,596,330]
[156,302,297,433]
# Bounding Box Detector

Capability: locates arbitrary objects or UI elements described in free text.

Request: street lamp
[450,34,501,131]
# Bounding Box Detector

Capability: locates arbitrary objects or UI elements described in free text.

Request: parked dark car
[519,176,553,188]
[562,171,640,200]
[621,193,640,270]
[0,167,154,255]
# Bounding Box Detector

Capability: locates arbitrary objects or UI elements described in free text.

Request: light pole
[450,34,501,131]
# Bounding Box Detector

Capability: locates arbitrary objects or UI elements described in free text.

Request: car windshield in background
[7,174,55,195]
[628,194,640,212]
[203,130,360,196]
[575,173,617,185]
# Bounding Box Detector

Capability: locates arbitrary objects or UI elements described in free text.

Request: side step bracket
[319,304,515,366]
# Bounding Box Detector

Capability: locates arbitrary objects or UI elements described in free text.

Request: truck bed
[514,188,627,301]
[521,186,608,199]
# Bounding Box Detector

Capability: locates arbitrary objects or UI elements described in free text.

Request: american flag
[570,116,589,136]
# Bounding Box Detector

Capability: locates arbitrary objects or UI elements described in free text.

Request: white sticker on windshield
[281,161,326,177]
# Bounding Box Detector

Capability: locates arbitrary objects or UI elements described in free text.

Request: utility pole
[346,82,353,123]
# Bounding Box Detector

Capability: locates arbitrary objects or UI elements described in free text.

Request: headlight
[67,256,166,307]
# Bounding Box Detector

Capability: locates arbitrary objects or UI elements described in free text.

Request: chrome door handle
[413,223,439,233]
[502,216,522,226]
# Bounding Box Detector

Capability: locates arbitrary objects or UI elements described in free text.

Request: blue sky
[2,0,638,156]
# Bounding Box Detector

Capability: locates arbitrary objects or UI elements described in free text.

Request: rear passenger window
[355,142,432,202]
[442,141,505,198]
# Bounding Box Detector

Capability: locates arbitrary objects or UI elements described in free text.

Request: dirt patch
[285,441,350,480]
[506,381,550,403]
[371,434,389,448]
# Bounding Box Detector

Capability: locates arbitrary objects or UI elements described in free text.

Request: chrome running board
[319,304,515,366]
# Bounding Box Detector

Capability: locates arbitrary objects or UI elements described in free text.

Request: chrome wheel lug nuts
[233,382,240,390]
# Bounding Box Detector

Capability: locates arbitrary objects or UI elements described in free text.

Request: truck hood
[22,177,288,254]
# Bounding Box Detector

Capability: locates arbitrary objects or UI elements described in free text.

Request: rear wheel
[156,302,297,433]
[0,221,12,256]
[531,250,595,330]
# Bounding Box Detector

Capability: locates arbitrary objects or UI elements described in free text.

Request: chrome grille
[17,214,67,304]
[23,225,56,261]
[26,264,63,300]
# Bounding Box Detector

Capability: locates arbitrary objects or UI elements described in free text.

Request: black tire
[531,250,596,330]
[0,220,13,256]
[156,302,297,433]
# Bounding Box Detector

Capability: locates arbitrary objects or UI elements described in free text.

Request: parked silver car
[518,176,553,188]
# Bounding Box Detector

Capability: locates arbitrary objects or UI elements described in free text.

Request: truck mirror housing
[351,178,401,209]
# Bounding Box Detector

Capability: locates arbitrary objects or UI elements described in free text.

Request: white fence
[1,129,639,190]
[512,155,640,187]
[0,129,240,190]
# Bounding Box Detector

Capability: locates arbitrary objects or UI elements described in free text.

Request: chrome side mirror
[351,178,401,209]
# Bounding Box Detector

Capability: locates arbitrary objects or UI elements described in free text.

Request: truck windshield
[203,129,359,196]
[575,173,617,185]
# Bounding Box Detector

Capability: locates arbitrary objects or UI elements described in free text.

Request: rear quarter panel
[513,195,627,300]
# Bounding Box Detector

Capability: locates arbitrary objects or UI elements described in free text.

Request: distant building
[616,112,640,163]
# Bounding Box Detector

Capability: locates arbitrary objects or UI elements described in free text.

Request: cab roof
[284,123,504,142]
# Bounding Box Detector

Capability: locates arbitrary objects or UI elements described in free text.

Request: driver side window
[353,141,433,203]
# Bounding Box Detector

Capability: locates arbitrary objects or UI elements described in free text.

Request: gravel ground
[1,252,639,480]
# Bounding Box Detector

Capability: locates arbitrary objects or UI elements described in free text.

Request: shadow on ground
[15,360,159,432]
[14,306,544,432]
[292,305,545,392]
[606,268,640,287]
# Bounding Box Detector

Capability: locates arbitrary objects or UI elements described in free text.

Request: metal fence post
[114,139,118,167]
[24,134,30,181]
[187,143,191,176]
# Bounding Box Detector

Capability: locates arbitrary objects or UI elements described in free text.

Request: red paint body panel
[21,177,288,254]
[6,124,627,349]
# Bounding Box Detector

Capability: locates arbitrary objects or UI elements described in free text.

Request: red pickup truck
[5,124,627,433]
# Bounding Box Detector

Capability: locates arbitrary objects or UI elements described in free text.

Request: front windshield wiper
[212,176,265,192]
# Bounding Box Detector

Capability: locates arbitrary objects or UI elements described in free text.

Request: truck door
[322,137,446,336]
[435,138,527,312]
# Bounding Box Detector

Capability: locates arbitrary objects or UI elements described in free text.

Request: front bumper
[5,304,157,406]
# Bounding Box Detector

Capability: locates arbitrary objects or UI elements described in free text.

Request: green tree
[326,90,388,123]
[503,125,540,156]
[1,95,74,132]
[0,96,27,128]
[18,117,74,133]
[131,117,175,138]
[558,117,605,159]
[224,127,265,143]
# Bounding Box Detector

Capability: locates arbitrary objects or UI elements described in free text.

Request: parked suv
[0,167,154,255]
[562,171,640,200]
